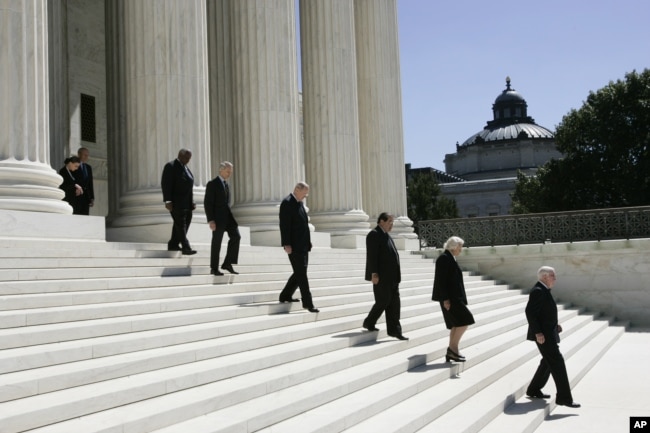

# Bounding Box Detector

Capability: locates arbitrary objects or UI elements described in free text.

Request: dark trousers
[279,252,314,309]
[363,282,402,335]
[73,200,90,215]
[168,208,193,250]
[528,340,573,402]
[210,222,241,271]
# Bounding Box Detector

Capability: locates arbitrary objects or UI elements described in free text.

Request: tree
[407,172,458,230]
[512,69,650,213]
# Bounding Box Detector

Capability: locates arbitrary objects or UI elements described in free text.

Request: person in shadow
[74,147,94,215]
[58,156,82,212]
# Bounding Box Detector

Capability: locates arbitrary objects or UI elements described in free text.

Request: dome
[494,89,525,104]
[461,122,554,146]
[457,77,554,147]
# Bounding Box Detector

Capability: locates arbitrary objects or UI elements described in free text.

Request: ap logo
[631,417,650,431]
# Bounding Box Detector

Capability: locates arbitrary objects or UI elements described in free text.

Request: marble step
[12,303,537,433]
[0,264,441,296]
[345,314,611,433]
[0,298,530,402]
[0,284,521,358]
[144,311,585,433]
[477,323,625,433]
[0,293,528,383]
[260,312,597,433]
[0,275,507,316]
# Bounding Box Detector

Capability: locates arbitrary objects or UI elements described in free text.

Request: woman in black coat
[432,236,475,362]
[58,156,82,211]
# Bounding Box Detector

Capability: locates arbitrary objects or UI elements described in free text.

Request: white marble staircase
[0,238,625,433]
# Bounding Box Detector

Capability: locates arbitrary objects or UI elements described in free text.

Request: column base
[0,161,70,214]
[392,237,420,251]
[0,209,105,240]
[309,210,370,236]
[390,215,417,239]
[330,234,365,249]
[251,230,331,249]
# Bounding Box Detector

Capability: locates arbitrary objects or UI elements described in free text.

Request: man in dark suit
[278,182,319,313]
[204,161,240,276]
[74,147,94,215]
[161,148,196,255]
[525,266,580,408]
[362,212,407,340]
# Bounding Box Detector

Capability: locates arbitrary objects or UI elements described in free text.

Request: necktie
[224,181,230,204]
[81,163,87,178]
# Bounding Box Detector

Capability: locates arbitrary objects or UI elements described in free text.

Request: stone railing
[416,206,650,248]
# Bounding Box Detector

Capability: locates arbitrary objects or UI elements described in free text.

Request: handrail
[416,206,650,248]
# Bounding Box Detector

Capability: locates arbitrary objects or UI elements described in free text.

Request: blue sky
[397,0,650,170]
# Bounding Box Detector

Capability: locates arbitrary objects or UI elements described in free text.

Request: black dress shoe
[211,269,224,276]
[556,400,581,408]
[447,347,466,361]
[167,246,182,251]
[221,264,239,274]
[363,325,379,332]
[181,249,197,255]
[388,333,409,340]
[279,298,300,303]
[307,307,320,313]
[445,348,466,362]
[527,390,551,399]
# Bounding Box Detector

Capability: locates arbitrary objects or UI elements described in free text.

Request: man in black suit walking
[362,212,407,340]
[161,148,196,255]
[74,147,94,215]
[204,161,240,276]
[278,182,319,313]
[525,266,580,408]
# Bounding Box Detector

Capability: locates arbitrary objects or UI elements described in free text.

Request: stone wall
[422,239,650,327]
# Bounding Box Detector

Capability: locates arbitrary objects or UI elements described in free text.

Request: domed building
[439,78,562,217]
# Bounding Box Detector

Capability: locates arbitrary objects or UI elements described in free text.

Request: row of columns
[0,0,414,239]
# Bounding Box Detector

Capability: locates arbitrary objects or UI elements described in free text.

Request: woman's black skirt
[440,300,475,329]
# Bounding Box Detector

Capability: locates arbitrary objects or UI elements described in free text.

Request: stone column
[228,0,303,243]
[108,0,211,235]
[299,0,369,242]
[354,0,415,238]
[48,0,69,171]
[0,0,69,214]
[207,0,233,173]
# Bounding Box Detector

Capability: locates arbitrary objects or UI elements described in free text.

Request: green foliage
[407,172,458,227]
[512,69,650,213]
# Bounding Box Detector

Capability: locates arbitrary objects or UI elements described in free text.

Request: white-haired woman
[432,236,475,362]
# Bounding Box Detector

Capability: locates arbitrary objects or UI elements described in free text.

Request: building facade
[439,78,562,217]
[0,0,415,245]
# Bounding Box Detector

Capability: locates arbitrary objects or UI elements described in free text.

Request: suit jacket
[279,193,311,253]
[432,250,468,303]
[525,281,561,343]
[365,226,401,285]
[76,162,94,203]
[204,177,237,227]
[161,159,194,210]
[58,167,79,207]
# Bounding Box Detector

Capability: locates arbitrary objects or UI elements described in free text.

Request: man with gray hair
[525,266,580,408]
[205,161,241,275]
[278,182,319,313]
